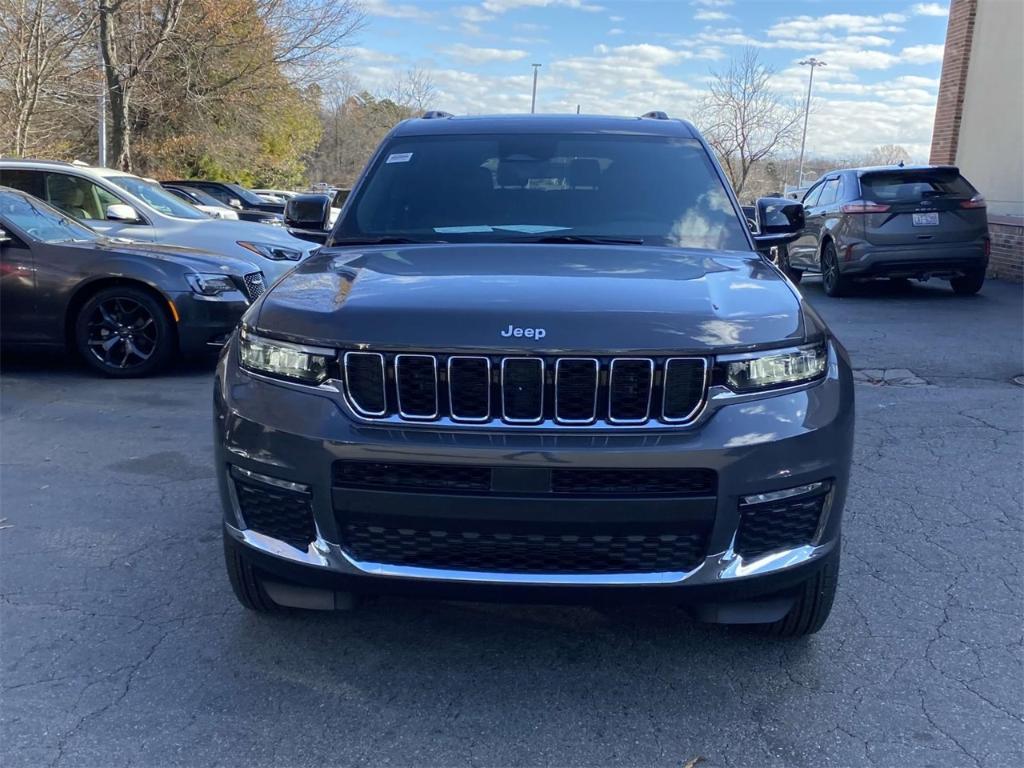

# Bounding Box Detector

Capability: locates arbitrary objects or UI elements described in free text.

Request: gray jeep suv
[214,113,855,637]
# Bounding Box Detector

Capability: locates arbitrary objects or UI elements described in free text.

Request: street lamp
[796,57,825,188]
[530,63,541,114]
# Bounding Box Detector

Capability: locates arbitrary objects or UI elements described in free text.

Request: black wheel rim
[823,248,838,290]
[86,297,158,369]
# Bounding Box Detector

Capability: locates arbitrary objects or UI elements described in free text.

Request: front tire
[759,549,840,638]
[820,241,849,297]
[223,535,286,613]
[775,245,803,284]
[950,268,985,296]
[74,286,175,377]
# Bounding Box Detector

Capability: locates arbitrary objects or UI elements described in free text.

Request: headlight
[239,330,331,384]
[723,342,827,392]
[237,241,302,261]
[186,273,238,296]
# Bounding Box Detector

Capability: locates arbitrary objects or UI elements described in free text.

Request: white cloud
[347,47,401,64]
[608,28,624,36]
[363,0,434,21]
[692,0,733,6]
[609,15,624,22]
[454,5,495,23]
[481,0,604,14]
[448,43,530,63]
[694,11,730,21]
[900,43,945,64]
[912,3,948,17]
[767,13,906,40]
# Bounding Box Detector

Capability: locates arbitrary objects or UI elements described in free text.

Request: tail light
[960,195,986,209]
[985,238,991,257]
[841,200,890,214]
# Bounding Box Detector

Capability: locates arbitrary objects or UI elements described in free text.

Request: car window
[0,168,46,198]
[860,171,976,203]
[802,183,824,208]
[340,134,751,251]
[817,178,840,207]
[0,189,97,243]
[106,175,207,219]
[44,173,111,220]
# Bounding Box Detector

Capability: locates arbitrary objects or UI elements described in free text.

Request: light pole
[796,57,825,188]
[530,63,541,113]
[97,35,107,167]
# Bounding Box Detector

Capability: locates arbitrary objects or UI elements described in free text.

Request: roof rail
[640,111,669,120]
[0,157,77,166]
[421,110,454,120]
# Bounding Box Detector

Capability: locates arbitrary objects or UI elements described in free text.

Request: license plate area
[912,212,939,226]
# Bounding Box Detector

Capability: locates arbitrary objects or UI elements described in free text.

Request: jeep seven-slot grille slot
[343,352,708,427]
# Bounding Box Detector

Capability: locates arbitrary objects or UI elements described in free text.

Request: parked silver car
[0,160,317,282]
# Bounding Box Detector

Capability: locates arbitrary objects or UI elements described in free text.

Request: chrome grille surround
[336,351,711,429]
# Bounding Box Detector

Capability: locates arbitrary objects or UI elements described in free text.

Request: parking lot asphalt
[1,276,1022,768]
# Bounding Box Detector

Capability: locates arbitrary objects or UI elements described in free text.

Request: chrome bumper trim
[225,523,833,587]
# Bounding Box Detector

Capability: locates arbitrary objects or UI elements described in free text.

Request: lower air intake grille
[234,478,315,548]
[551,468,717,497]
[334,462,492,493]
[735,492,828,558]
[341,524,708,573]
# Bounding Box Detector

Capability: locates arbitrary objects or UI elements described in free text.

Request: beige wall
[956,0,1024,217]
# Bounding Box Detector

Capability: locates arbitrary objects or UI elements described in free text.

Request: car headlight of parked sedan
[237,241,302,261]
[239,329,331,384]
[186,272,242,297]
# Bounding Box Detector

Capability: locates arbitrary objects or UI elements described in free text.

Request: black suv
[779,165,990,296]
[163,180,285,216]
[214,113,855,637]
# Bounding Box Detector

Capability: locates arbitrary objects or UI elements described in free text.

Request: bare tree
[697,48,801,197]
[864,143,911,166]
[382,68,437,113]
[97,0,186,170]
[0,0,95,156]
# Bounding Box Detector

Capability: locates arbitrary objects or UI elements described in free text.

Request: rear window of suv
[860,170,976,204]
[338,133,750,251]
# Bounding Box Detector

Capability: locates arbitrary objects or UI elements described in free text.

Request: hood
[89,238,257,275]
[254,244,805,353]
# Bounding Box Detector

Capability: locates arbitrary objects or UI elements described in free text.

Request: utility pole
[97,34,107,167]
[530,64,541,113]
[796,57,825,188]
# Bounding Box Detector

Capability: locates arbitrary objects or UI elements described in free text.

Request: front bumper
[169,291,249,354]
[839,240,988,278]
[214,337,855,604]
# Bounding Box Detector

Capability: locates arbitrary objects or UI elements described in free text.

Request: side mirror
[106,203,140,222]
[752,197,804,252]
[0,228,10,244]
[285,193,332,231]
[229,198,243,210]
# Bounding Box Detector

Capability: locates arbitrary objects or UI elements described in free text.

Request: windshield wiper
[330,236,441,245]
[506,234,646,246]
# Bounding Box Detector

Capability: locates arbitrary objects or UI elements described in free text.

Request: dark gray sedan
[780,165,989,296]
[0,186,264,377]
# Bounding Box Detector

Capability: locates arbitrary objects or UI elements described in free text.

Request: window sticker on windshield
[386,152,413,164]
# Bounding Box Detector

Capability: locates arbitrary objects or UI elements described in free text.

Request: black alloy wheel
[820,241,848,297]
[75,286,175,377]
[774,245,803,284]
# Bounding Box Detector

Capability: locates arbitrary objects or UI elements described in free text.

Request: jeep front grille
[342,351,708,427]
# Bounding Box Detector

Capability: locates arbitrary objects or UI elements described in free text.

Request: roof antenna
[898,160,905,167]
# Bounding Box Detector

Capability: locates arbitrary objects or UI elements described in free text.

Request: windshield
[0,190,97,243]
[176,186,228,208]
[107,176,208,219]
[336,133,750,251]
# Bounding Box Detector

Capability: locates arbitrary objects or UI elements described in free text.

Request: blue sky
[355,0,951,160]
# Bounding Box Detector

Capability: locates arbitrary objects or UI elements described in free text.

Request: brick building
[931,0,1023,281]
